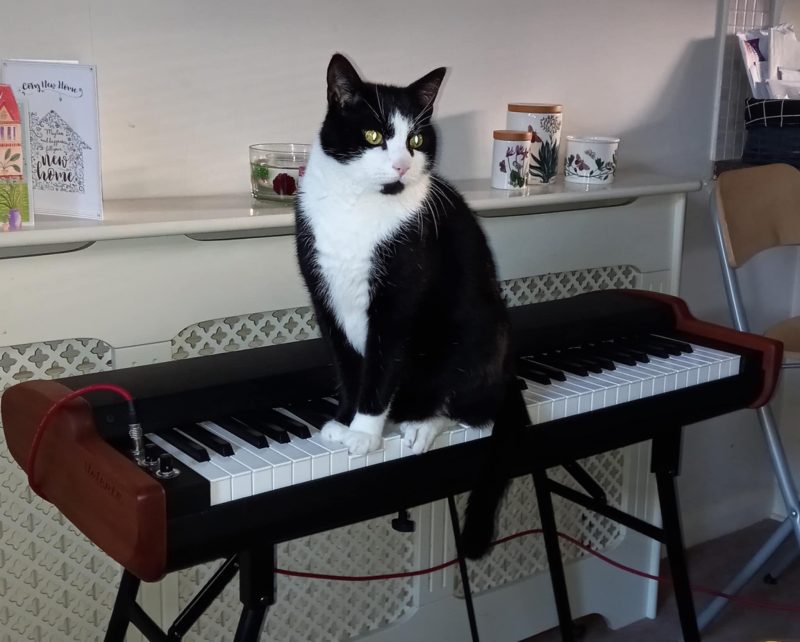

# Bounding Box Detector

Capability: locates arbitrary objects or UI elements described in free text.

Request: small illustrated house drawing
[29,110,91,194]
[0,84,23,182]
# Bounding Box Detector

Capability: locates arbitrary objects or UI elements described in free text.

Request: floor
[523,519,800,641]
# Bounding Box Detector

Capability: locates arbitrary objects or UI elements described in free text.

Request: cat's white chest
[300,141,429,354]
[313,221,378,355]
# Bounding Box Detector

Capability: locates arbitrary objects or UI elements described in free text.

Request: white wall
[2,0,782,547]
[5,0,720,199]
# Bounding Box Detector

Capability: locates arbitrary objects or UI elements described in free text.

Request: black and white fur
[295,54,527,557]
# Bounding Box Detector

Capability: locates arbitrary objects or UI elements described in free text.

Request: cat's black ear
[409,67,447,107]
[327,53,363,109]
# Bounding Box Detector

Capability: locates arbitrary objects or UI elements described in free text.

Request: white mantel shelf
[1,170,702,249]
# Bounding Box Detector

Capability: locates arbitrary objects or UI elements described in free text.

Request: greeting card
[0,84,33,229]
[2,60,102,219]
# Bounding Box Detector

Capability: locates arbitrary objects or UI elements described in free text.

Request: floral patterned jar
[506,103,563,185]
[491,130,532,190]
[564,136,619,184]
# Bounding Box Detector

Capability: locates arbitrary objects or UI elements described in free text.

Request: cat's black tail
[460,375,528,559]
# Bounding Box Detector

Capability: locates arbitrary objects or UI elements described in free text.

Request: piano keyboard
[144,334,740,506]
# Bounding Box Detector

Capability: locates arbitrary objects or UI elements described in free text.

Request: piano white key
[200,420,293,491]
[173,427,252,500]
[147,433,232,505]
[276,408,350,476]
[265,439,313,484]
[448,426,467,446]
[383,431,402,461]
[366,448,385,467]
[288,436,331,480]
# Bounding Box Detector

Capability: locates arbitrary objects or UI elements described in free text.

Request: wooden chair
[701,163,800,630]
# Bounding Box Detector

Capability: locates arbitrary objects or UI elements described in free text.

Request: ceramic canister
[564,136,619,184]
[491,130,532,189]
[506,103,563,184]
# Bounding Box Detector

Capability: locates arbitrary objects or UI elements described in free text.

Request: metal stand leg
[652,433,699,642]
[168,556,240,640]
[104,570,141,642]
[532,468,575,642]
[233,546,276,642]
[447,495,480,642]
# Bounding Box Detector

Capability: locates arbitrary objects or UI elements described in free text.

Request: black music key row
[149,401,336,462]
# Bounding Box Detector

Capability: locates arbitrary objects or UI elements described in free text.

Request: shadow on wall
[614,37,718,178]
[434,111,485,181]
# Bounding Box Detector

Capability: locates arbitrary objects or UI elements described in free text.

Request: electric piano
[0,289,781,641]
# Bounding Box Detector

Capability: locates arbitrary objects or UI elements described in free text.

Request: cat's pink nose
[393,164,409,177]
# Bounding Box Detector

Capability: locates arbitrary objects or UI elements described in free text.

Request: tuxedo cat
[295,54,528,557]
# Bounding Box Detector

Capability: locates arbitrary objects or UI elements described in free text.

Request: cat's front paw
[400,418,452,455]
[340,429,382,456]
[320,420,349,443]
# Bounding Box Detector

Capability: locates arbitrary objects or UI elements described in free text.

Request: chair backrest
[714,163,800,268]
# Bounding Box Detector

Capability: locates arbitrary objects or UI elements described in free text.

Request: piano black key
[534,355,590,378]
[521,357,567,382]
[557,351,603,374]
[516,361,552,385]
[160,427,210,462]
[288,401,336,427]
[178,423,234,456]
[606,341,650,363]
[211,417,269,449]
[232,412,292,444]
[305,397,339,415]
[649,334,693,354]
[587,345,637,367]
[570,349,616,371]
[618,337,670,359]
[264,409,312,439]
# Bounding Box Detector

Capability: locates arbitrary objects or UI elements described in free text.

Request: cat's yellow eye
[409,133,424,149]
[364,130,383,145]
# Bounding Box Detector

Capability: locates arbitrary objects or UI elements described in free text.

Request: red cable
[276,528,800,615]
[26,383,134,497]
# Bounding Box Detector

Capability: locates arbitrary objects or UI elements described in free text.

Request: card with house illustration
[1,60,102,219]
[0,84,33,228]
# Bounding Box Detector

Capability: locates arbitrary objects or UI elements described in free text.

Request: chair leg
[757,405,800,545]
[447,495,480,642]
[695,404,800,633]
[694,517,793,633]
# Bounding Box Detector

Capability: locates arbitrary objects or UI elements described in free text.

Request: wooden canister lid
[493,129,533,141]
[507,103,563,113]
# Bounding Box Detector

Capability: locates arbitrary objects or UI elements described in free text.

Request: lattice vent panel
[455,449,626,596]
[177,515,416,642]
[500,264,640,306]
[170,266,641,358]
[172,307,319,359]
[0,339,117,642]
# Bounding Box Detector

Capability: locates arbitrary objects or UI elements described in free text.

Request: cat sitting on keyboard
[295,54,528,557]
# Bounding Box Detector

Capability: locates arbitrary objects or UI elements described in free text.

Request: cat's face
[319,54,446,195]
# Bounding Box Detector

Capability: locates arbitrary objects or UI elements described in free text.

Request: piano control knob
[143,444,159,468]
[155,453,179,479]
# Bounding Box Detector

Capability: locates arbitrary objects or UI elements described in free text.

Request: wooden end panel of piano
[1,381,168,582]
[627,290,783,408]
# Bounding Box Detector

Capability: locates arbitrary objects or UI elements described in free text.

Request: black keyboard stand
[102,513,482,642]
[533,428,700,642]
[104,546,276,642]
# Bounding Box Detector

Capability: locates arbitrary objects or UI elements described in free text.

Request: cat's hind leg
[399,416,457,455]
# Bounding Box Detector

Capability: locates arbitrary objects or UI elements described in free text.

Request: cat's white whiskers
[375,86,386,122]
[364,100,383,124]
